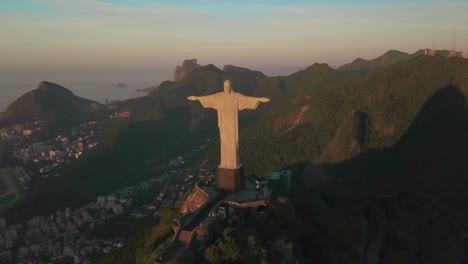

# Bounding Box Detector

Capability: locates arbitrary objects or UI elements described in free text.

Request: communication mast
[428,40,436,56]
[448,26,457,58]
[465,39,468,58]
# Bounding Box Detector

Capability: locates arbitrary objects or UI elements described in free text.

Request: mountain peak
[223,64,266,78]
[2,81,100,122]
[338,50,413,73]
[199,64,223,73]
[36,81,74,96]
[381,50,408,57]
[173,59,202,81]
[304,63,333,72]
[288,63,335,77]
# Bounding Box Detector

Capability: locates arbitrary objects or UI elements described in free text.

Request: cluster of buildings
[0,122,46,161]
[168,156,186,167]
[0,148,206,263]
[0,207,125,264]
[109,111,130,120]
[0,181,139,262]
[0,121,46,139]
[423,47,464,58]
[11,121,101,176]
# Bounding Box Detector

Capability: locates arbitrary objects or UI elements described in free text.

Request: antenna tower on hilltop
[428,39,436,56]
[465,39,468,58]
[452,27,456,51]
[448,26,457,58]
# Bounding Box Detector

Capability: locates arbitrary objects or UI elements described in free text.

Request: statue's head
[223,80,232,93]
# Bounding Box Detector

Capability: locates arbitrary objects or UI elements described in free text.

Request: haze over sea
[0,67,169,111]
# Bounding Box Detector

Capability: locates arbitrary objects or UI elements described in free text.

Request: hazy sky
[1,0,468,78]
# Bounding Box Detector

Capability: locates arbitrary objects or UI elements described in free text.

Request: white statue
[188,80,270,169]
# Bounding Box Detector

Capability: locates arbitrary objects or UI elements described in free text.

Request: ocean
[0,81,152,111]
[0,67,170,111]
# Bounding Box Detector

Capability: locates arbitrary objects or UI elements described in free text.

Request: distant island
[115,83,127,88]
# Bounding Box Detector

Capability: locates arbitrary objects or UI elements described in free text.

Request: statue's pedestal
[217,165,244,192]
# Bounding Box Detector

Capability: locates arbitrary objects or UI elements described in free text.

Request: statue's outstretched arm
[188,94,219,109]
[238,94,270,110]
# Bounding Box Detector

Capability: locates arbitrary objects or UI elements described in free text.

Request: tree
[204,227,268,264]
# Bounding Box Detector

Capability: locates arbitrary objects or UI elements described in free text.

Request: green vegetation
[0,81,104,138]
[0,168,25,212]
[204,227,268,264]
[97,195,185,264]
[0,193,17,206]
[290,169,466,264]
[1,81,101,124]
[96,208,176,264]
[337,49,416,73]
[89,214,153,240]
[202,198,298,264]
[240,56,468,177]
[0,178,7,194]
[7,168,25,196]
[89,188,169,240]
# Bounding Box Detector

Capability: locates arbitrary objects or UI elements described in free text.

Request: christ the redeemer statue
[188,80,269,191]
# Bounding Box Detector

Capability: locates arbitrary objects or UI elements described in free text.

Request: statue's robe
[197,92,262,168]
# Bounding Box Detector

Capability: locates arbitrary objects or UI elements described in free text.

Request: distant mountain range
[337,49,454,73]
[338,49,416,73]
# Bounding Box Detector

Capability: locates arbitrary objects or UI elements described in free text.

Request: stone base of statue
[217,165,244,192]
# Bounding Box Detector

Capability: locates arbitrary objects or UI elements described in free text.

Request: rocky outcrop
[273,99,312,130]
[173,59,202,82]
[320,111,368,163]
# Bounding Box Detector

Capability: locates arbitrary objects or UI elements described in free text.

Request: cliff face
[173,59,202,82]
